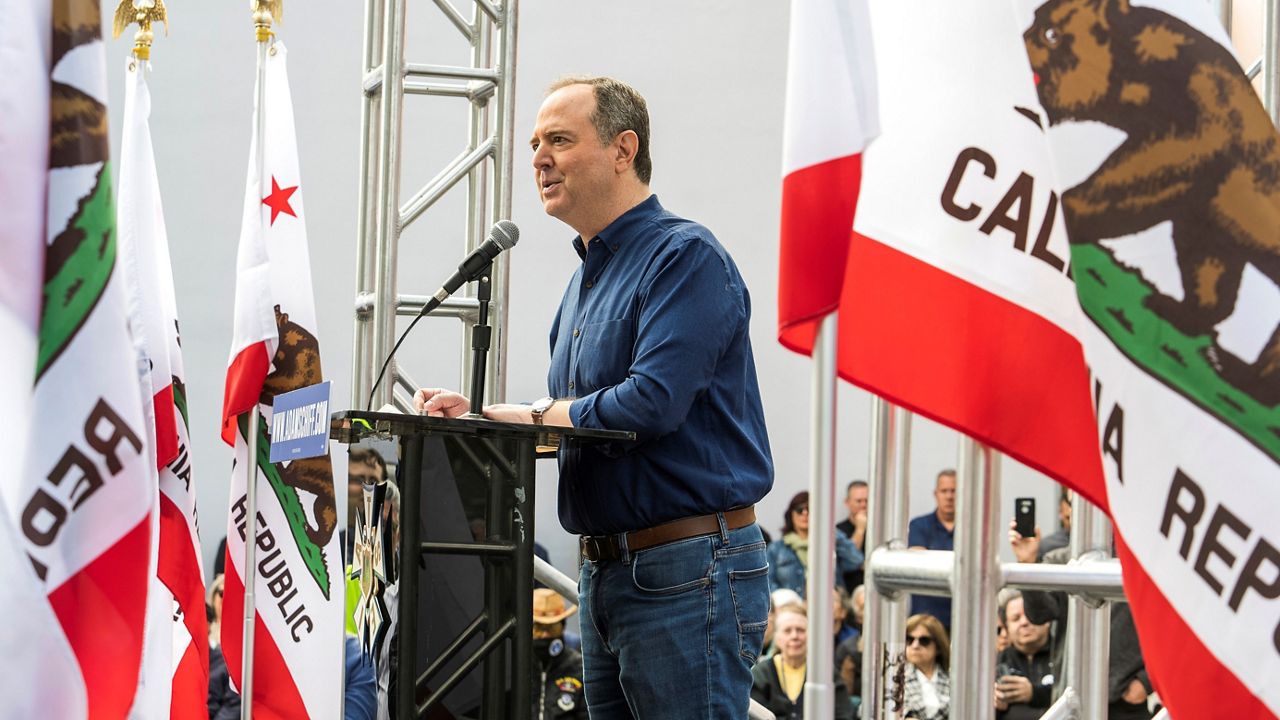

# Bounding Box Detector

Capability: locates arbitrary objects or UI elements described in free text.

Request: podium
[330,410,633,720]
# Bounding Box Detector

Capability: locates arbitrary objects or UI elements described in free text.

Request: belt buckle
[582,535,607,561]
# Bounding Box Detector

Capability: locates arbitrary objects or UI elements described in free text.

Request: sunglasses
[792,505,809,515]
[906,634,934,648]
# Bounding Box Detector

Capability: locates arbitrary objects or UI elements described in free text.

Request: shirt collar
[571,194,662,261]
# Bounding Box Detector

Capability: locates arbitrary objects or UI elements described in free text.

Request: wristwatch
[530,396,557,426]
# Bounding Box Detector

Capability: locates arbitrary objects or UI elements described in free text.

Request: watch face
[533,397,555,413]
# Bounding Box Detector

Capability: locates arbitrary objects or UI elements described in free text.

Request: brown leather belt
[580,506,757,562]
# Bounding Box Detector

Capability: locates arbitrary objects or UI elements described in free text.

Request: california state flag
[0,0,90,716]
[220,41,343,719]
[117,56,208,718]
[2,0,152,718]
[1015,0,1280,715]
[782,0,1105,497]
[778,0,878,354]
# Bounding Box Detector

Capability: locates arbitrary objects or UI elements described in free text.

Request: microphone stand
[464,263,493,418]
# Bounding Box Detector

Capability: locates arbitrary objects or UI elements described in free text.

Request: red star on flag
[261,176,299,225]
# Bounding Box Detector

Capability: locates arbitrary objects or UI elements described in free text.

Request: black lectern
[330,411,633,720]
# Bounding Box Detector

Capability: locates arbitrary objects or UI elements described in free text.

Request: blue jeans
[578,521,769,719]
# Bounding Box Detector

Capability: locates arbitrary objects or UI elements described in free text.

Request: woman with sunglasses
[900,613,951,720]
[767,491,863,598]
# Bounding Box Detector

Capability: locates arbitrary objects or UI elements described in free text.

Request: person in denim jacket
[767,492,863,598]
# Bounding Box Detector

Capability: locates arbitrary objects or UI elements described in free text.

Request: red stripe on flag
[220,558,310,720]
[1115,535,1276,719]
[222,341,270,446]
[169,642,208,720]
[47,515,151,720]
[158,494,209,717]
[778,154,863,356]
[841,231,1107,503]
[152,383,178,469]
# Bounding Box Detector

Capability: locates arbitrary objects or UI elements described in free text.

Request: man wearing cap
[415,75,773,718]
[532,589,587,720]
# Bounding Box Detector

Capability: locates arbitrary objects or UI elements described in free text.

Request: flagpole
[240,5,276,719]
[803,312,838,720]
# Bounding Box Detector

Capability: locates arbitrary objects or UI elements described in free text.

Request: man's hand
[482,403,531,424]
[1121,678,1148,705]
[996,675,1033,706]
[1008,520,1041,564]
[413,388,470,418]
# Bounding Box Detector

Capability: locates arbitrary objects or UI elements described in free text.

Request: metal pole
[511,441,536,719]
[459,2,491,400]
[240,410,260,720]
[862,400,904,719]
[351,0,384,407]
[398,437,424,718]
[803,313,838,720]
[488,0,519,404]
[1064,494,1112,719]
[368,0,407,411]
[239,9,273,714]
[1266,0,1280,125]
[869,550,1127,601]
[949,440,1000,720]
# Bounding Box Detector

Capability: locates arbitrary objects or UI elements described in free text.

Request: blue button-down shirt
[547,195,773,535]
[908,510,954,629]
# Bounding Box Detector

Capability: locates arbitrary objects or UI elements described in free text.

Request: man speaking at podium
[414,76,773,719]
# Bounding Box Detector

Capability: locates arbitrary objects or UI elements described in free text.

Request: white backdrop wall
[101,0,1066,585]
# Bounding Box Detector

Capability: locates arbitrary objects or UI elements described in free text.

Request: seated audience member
[531,588,587,719]
[908,470,956,630]
[751,605,854,720]
[850,585,866,632]
[833,588,856,646]
[996,615,1010,655]
[835,585,867,703]
[836,480,869,589]
[1037,489,1071,560]
[207,646,236,720]
[1009,523,1153,719]
[995,590,1055,719]
[207,634,378,720]
[898,613,951,720]
[208,574,224,649]
[835,635,861,709]
[768,491,863,598]
[763,589,805,658]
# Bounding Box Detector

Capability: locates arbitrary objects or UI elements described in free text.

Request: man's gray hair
[997,587,1022,625]
[547,75,652,184]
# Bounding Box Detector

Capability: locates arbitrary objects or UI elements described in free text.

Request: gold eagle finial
[112,0,168,60]
[250,0,283,42]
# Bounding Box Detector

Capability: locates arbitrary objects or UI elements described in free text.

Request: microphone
[427,219,520,310]
[366,220,520,410]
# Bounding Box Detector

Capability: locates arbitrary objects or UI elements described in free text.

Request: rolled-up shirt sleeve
[569,235,743,441]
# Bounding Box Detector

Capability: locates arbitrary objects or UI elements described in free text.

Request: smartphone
[1015,497,1036,538]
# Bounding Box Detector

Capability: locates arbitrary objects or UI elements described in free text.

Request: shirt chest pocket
[576,317,632,389]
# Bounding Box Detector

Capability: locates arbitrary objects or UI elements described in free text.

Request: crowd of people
[519,472,1154,720]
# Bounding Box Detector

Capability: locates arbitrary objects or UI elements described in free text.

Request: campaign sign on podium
[269,380,331,462]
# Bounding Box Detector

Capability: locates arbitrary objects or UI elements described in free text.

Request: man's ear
[614,130,639,175]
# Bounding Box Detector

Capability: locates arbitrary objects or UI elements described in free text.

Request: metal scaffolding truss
[351,0,519,412]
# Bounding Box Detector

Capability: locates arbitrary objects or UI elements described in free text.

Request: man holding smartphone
[994,590,1055,719]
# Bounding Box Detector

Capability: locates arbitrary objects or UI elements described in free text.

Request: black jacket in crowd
[532,645,587,720]
[751,656,854,720]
